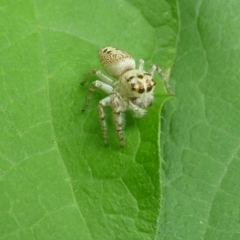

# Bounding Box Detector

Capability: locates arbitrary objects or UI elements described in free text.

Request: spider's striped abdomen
[99,47,135,79]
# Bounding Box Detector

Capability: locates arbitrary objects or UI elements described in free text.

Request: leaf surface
[0,0,177,239]
[158,1,240,239]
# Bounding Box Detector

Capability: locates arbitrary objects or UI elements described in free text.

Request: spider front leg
[148,65,175,96]
[128,101,146,118]
[81,69,114,86]
[110,92,125,147]
[138,59,144,70]
[98,96,110,146]
[81,80,113,111]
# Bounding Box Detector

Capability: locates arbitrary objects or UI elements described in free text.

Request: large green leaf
[158,1,240,240]
[0,0,177,239]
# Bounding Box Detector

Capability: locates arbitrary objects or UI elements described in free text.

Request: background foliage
[0,0,176,239]
[1,0,240,240]
[159,1,240,239]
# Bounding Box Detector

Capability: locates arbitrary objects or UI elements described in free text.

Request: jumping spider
[81,47,174,147]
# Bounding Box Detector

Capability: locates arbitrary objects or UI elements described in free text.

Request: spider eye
[147,86,152,92]
[138,88,145,93]
[127,76,134,82]
[130,83,136,91]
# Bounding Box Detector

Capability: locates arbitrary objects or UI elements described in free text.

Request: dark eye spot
[127,76,134,82]
[144,73,151,76]
[131,83,135,91]
[139,88,145,93]
[138,75,144,79]
[103,48,108,53]
[147,86,152,92]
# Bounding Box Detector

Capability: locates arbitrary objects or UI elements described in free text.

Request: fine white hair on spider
[81,46,174,147]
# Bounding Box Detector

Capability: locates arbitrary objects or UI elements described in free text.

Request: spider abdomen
[99,47,136,78]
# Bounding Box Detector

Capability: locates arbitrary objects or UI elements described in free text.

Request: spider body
[81,47,173,147]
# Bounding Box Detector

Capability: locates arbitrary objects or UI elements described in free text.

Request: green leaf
[158,1,240,240]
[0,0,177,239]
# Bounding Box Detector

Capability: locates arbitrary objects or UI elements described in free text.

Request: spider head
[118,69,156,98]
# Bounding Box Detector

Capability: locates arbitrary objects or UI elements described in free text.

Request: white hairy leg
[82,69,114,86]
[138,59,144,70]
[82,80,113,111]
[110,92,125,147]
[148,65,174,96]
[98,96,111,146]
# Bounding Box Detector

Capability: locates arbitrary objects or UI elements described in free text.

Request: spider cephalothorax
[81,47,174,147]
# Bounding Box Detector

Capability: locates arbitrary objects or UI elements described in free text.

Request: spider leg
[148,65,157,76]
[110,92,125,147]
[148,65,175,96]
[128,101,146,118]
[81,69,114,86]
[138,59,144,70]
[82,80,113,111]
[98,96,110,146]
